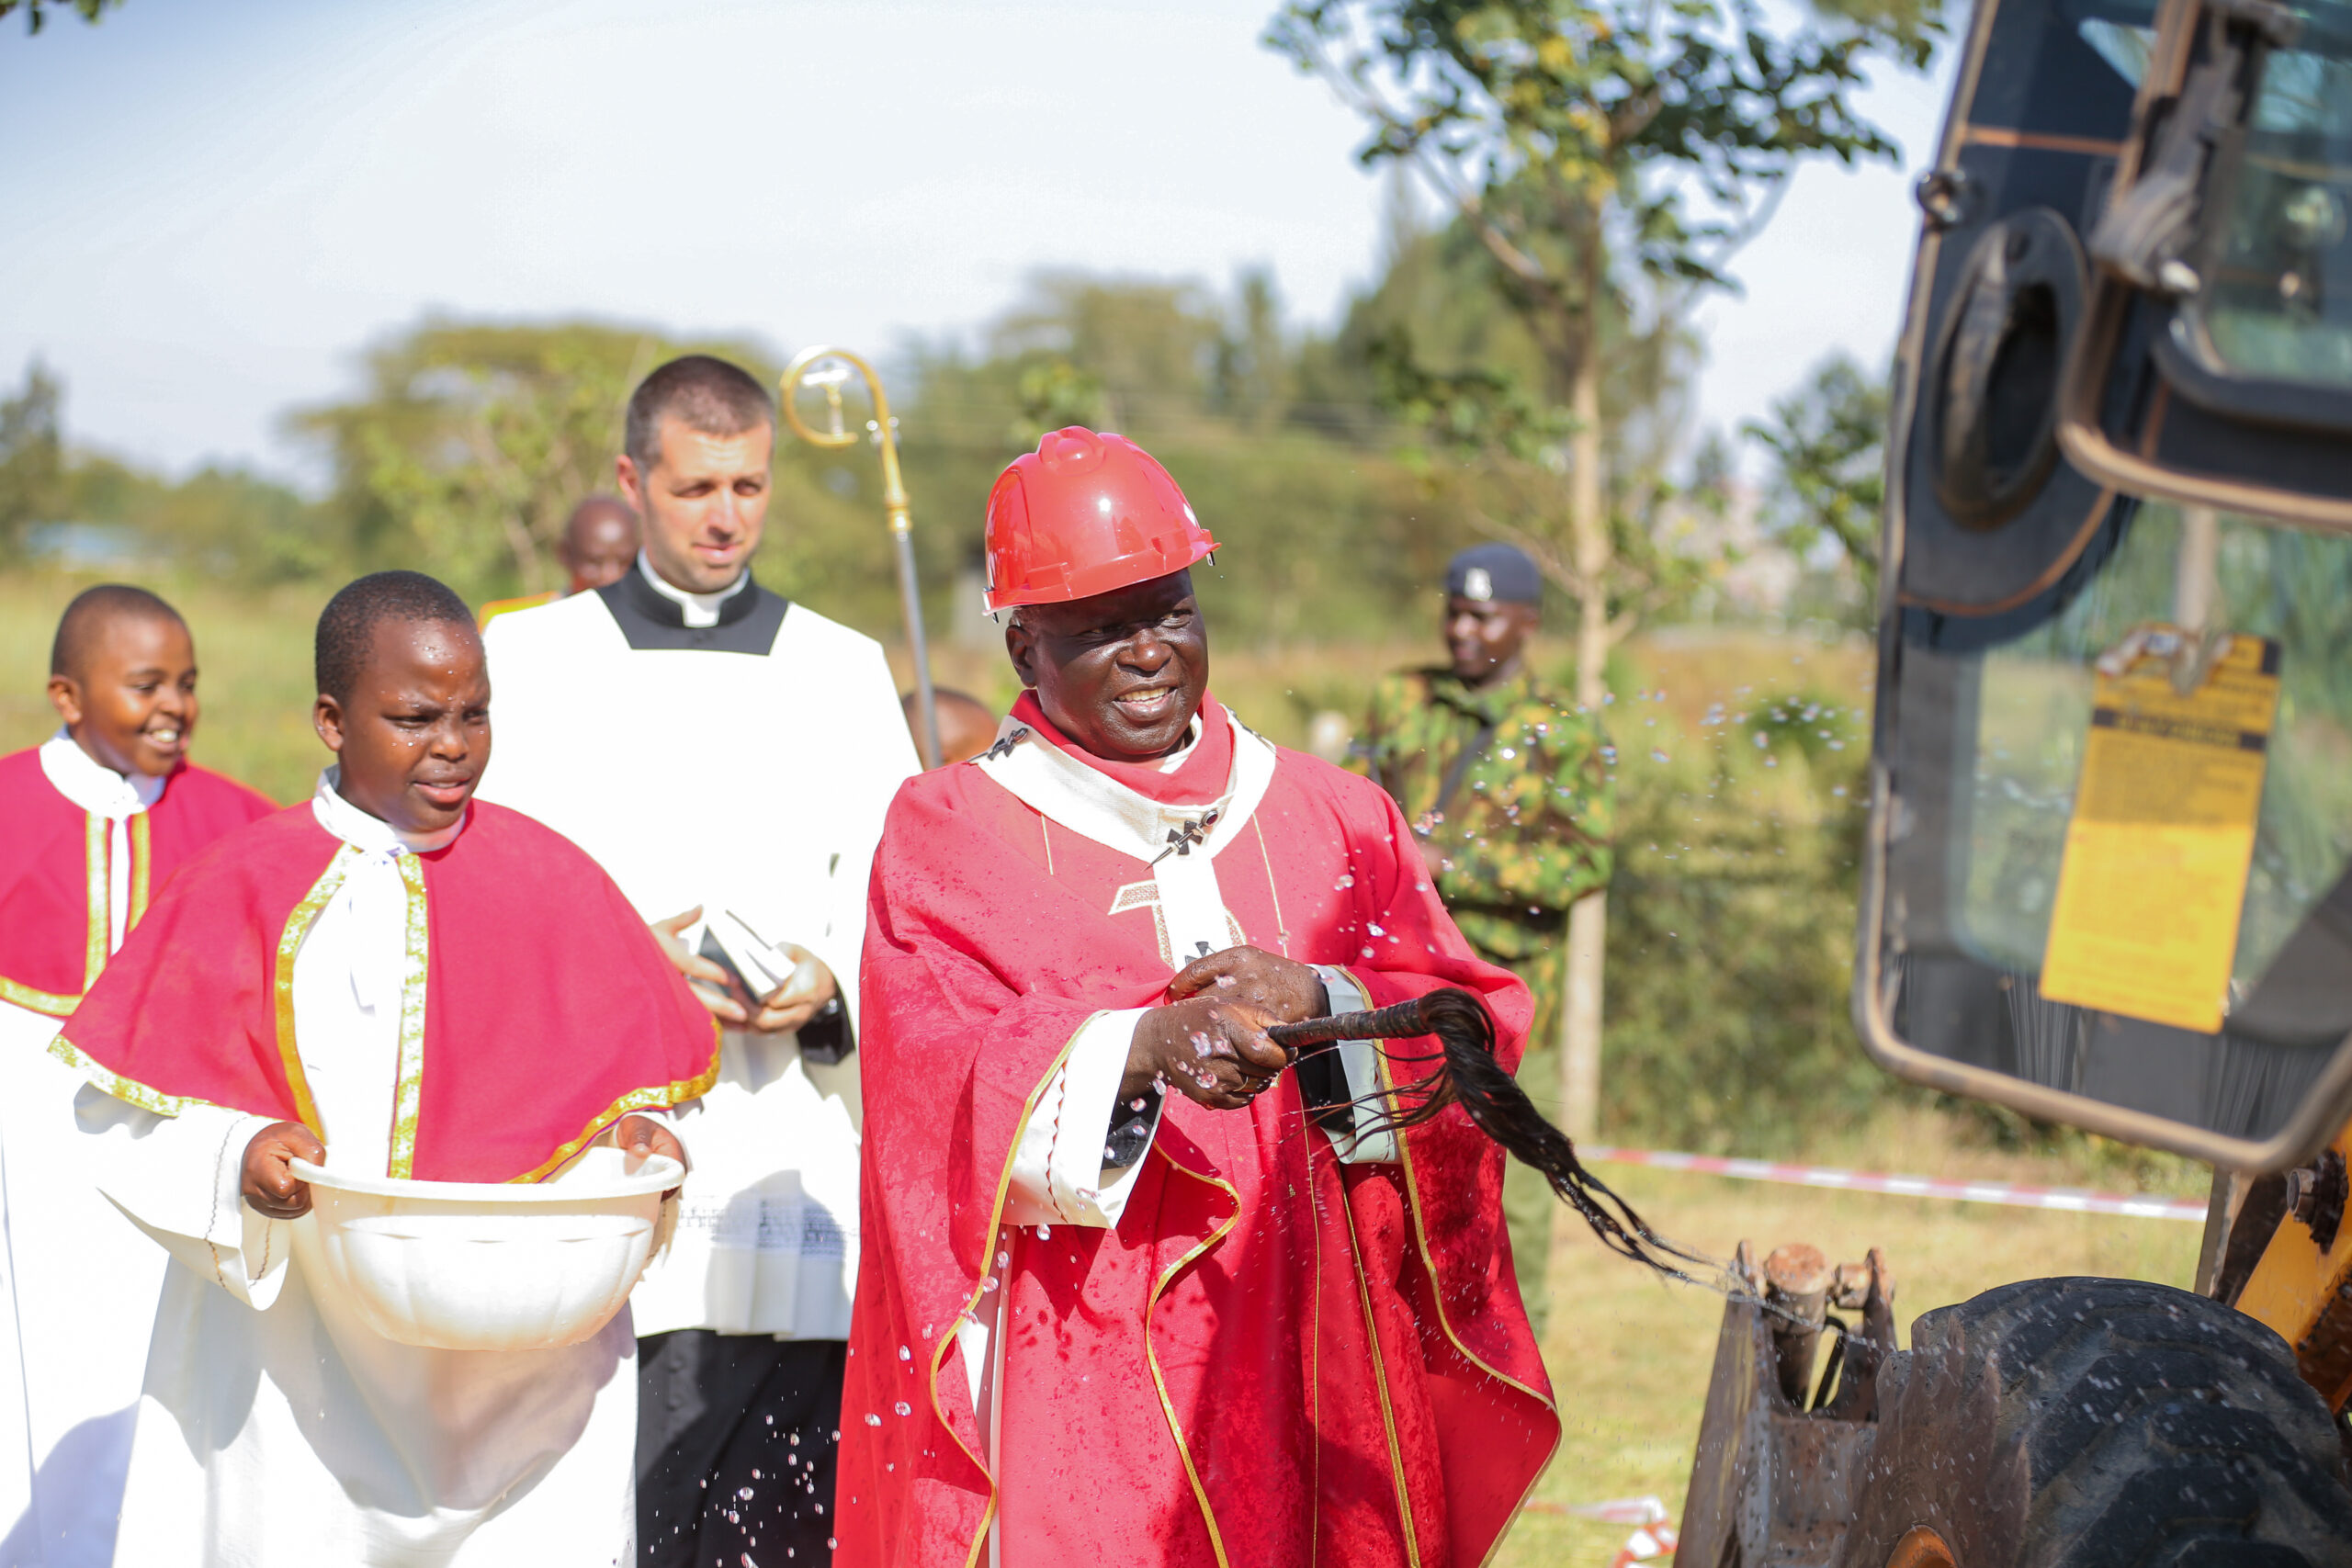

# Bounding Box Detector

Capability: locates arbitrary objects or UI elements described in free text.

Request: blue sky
[0,0,1954,486]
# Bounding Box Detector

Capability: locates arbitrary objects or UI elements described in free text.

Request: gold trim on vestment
[505,1028,723,1185]
[0,977,80,1018]
[128,811,152,930]
[384,853,431,1179]
[1144,1145,1241,1568]
[1339,1164,1424,1568]
[932,1021,1089,1568]
[1296,1089,1326,1568]
[82,812,107,991]
[1373,981,1563,1567]
[1250,817,1291,957]
[271,851,347,1136]
[47,1032,223,1117]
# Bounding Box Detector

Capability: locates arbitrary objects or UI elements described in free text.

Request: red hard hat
[982,427,1218,613]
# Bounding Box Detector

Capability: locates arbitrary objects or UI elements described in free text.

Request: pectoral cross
[1149,807,1220,865]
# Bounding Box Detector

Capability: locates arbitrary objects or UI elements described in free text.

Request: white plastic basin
[288,1146,683,1352]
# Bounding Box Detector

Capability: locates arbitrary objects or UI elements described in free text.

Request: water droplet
[899,1344,911,1360]
[864,1413,882,1427]
[1037,1223,1052,1238]
[981,1275,1000,1292]
[1334,874,1355,889]
[895,1401,912,1416]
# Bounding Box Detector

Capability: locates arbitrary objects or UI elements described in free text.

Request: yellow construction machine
[1675,1,2352,1562]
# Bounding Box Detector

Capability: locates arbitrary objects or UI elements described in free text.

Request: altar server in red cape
[0,585,273,1568]
[55,572,716,1568]
[840,430,1558,1568]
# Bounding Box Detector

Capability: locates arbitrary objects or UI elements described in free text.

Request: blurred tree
[1213,267,1293,428]
[291,320,768,599]
[0,362,65,564]
[1746,351,1889,599]
[1266,0,1935,1165]
[988,274,1224,434]
[1,0,119,34]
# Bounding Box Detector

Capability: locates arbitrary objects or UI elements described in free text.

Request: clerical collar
[596,551,790,654]
[311,767,465,856]
[634,550,749,628]
[40,728,166,818]
[976,694,1279,867]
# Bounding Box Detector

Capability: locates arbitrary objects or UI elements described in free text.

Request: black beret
[1444,543,1542,605]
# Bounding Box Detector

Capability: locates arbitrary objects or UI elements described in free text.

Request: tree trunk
[1557,224,1611,1150]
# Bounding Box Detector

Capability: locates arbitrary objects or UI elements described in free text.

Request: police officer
[1350,542,1613,1334]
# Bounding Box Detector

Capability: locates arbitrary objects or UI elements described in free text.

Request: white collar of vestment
[40,727,165,818]
[974,705,1278,866]
[311,767,466,857]
[636,550,748,629]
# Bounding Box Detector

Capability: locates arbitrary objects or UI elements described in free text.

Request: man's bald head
[903,687,1000,767]
[558,495,639,594]
[51,583,186,683]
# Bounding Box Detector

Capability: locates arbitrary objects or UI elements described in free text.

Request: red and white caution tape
[1580,1145,2206,1223]
[1526,1495,1679,1562]
[1550,1495,1668,1526]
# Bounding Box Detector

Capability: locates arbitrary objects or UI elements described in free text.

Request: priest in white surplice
[478,355,917,1567]
[57,573,714,1567]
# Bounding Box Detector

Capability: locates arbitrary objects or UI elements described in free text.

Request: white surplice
[0,732,170,1568]
[479,559,917,1341]
[82,773,641,1568]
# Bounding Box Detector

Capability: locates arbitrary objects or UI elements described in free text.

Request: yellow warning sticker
[2040,626,2282,1034]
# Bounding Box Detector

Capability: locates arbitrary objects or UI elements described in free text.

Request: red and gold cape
[840,696,1558,1568]
[57,799,719,1183]
[0,746,275,1019]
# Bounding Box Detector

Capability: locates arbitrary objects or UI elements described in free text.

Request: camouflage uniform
[1349,667,1613,1333]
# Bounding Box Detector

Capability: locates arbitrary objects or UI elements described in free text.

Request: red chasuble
[58,800,719,1183]
[0,746,274,1018]
[840,695,1558,1568]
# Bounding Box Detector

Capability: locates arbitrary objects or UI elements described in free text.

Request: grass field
[4,570,2210,1564]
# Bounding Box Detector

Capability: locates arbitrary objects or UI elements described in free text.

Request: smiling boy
[55,571,716,1567]
[0,584,274,1567]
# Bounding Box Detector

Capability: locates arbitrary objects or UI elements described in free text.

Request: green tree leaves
[0,362,65,565]
[1,0,120,36]
[1745,350,1889,599]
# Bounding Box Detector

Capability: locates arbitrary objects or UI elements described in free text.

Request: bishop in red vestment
[840,431,1557,1568]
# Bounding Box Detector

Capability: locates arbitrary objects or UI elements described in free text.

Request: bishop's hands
[1125,946,1330,1111]
[650,906,839,1034]
[243,1120,325,1219]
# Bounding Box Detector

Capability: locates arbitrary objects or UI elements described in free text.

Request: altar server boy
[57,571,718,1568]
[0,585,274,1567]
